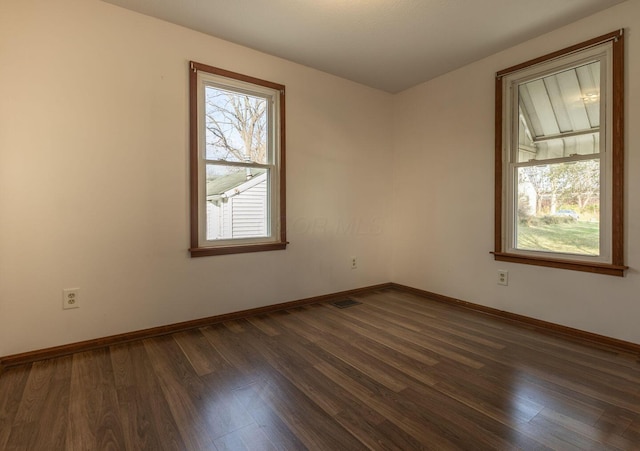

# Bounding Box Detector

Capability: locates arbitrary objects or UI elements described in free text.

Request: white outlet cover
[63,288,80,309]
[497,270,508,286]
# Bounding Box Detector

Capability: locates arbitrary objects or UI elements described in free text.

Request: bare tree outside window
[205,88,268,164]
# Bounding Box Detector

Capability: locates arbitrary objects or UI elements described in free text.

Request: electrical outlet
[351,256,357,269]
[497,270,508,286]
[63,288,80,309]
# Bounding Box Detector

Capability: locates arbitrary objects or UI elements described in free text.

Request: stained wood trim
[496,30,623,78]
[494,30,626,276]
[390,283,640,357]
[278,87,287,245]
[611,31,625,267]
[494,75,503,253]
[190,241,288,257]
[4,281,637,371]
[188,61,287,257]
[0,283,392,370]
[491,252,627,277]
[190,61,285,92]
[189,62,199,249]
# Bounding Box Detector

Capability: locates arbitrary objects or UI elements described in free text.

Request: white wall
[2,0,639,358]
[0,0,394,356]
[391,0,640,345]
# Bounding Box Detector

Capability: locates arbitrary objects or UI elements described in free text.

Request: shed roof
[206,169,267,201]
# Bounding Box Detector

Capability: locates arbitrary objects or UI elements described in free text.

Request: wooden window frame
[189,61,287,257]
[493,30,626,277]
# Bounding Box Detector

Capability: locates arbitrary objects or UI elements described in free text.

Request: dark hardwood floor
[1,288,640,450]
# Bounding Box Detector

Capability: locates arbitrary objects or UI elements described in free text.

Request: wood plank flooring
[1,288,640,450]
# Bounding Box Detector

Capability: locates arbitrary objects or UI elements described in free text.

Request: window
[494,31,626,276]
[189,62,287,256]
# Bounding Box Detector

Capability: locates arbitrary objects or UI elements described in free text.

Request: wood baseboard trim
[3,281,637,372]
[0,283,393,370]
[390,283,640,357]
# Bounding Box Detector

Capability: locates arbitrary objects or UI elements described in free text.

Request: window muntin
[494,31,625,276]
[189,62,286,256]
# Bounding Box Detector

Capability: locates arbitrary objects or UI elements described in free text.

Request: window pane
[205,165,269,240]
[516,160,599,256]
[204,85,268,164]
[517,61,600,163]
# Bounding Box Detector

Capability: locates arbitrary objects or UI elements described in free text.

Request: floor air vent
[331,299,362,309]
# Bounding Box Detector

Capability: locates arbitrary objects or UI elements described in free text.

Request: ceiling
[102,0,626,93]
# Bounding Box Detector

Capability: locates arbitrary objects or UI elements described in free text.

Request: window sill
[491,252,627,277]
[190,242,288,257]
